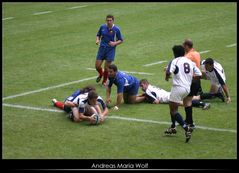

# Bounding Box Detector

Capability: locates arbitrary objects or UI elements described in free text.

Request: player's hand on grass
[226,97,231,104]
[89,115,96,124]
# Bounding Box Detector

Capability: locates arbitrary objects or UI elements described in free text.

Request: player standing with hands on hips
[95,14,124,86]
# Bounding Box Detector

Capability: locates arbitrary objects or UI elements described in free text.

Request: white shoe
[52,98,57,105]
[202,103,210,110]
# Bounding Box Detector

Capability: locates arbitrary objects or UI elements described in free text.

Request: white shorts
[169,86,189,103]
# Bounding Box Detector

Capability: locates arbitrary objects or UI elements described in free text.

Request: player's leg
[103,47,115,85]
[95,60,104,83]
[102,60,112,86]
[165,86,188,135]
[52,99,64,110]
[95,46,106,83]
[123,92,130,104]
[183,96,194,127]
[125,80,141,104]
[200,83,224,102]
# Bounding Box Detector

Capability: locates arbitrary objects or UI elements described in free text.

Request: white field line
[143,61,168,67]
[199,50,211,54]
[3,76,97,100]
[33,11,52,15]
[226,43,236,48]
[67,5,88,9]
[3,103,236,134]
[86,68,154,75]
[2,17,14,21]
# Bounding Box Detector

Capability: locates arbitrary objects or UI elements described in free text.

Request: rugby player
[165,45,202,143]
[95,14,123,86]
[138,79,210,110]
[106,64,145,110]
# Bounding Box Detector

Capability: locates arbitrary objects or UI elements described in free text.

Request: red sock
[97,67,103,77]
[55,101,64,110]
[102,69,108,83]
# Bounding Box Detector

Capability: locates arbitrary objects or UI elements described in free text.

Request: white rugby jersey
[145,85,170,103]
[201,60,226,86]
[77,95,106,113]
[166,56,202,92]
[72,93,88,105]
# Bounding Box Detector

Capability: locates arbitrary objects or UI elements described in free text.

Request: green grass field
[3,2,237,159]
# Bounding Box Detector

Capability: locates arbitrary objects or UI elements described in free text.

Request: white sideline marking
[86,68,154,75]
[3,76,97,100]
[3,103,236,134]
[143,61,167,67]
[3,103,63,113]
[33,11,52,15]
[226,43,236,48]
[199,50,210,54]
[2,17,14,21]
[67,5,88,9]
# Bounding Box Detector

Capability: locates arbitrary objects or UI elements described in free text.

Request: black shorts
[188,79,201,97]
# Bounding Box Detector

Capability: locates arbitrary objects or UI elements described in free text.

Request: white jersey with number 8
[167,56,202,93]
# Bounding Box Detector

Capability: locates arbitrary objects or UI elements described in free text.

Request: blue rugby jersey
[108,71,138,93]
[96,24,123,47]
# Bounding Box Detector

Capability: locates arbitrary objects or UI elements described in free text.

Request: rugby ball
[92,114,101,125]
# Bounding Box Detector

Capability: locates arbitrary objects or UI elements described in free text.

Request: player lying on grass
[137,79,210,110]
[70,90,109,125]
[193,58,231,104]
[52,85,96,113]
[52,89,108,125]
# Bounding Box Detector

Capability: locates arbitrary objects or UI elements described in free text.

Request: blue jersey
[108,71,139,94]
[96,24,123,47]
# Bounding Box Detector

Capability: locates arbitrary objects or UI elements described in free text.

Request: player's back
[146,85,170,103]
[185,48,201,68]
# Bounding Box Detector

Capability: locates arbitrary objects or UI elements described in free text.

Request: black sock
[170,113,176,128]
[174,112,186,127]
[185,106,193,125]
[192,100,205,108]
[200,93,215,100]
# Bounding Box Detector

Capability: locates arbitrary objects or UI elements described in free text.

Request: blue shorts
[123,79,139,96]
[96,46,116,62]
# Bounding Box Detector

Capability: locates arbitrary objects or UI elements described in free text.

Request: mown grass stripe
[3,103,236,133]
[3,76,97,100]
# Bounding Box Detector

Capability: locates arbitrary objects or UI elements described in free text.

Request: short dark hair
[183,39,193,48]
[106,14,114,21]
[172,45,185,58]
[108,64,118,72]
[139,79,149,85]
[204,58,214,65]
[88,91,98,100]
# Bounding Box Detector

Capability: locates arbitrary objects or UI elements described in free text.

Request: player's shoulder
[97,95,104,101]
[100,24,107,28]
[113,25,121,29]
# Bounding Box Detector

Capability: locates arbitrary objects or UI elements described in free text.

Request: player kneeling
[70,90,108,125]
